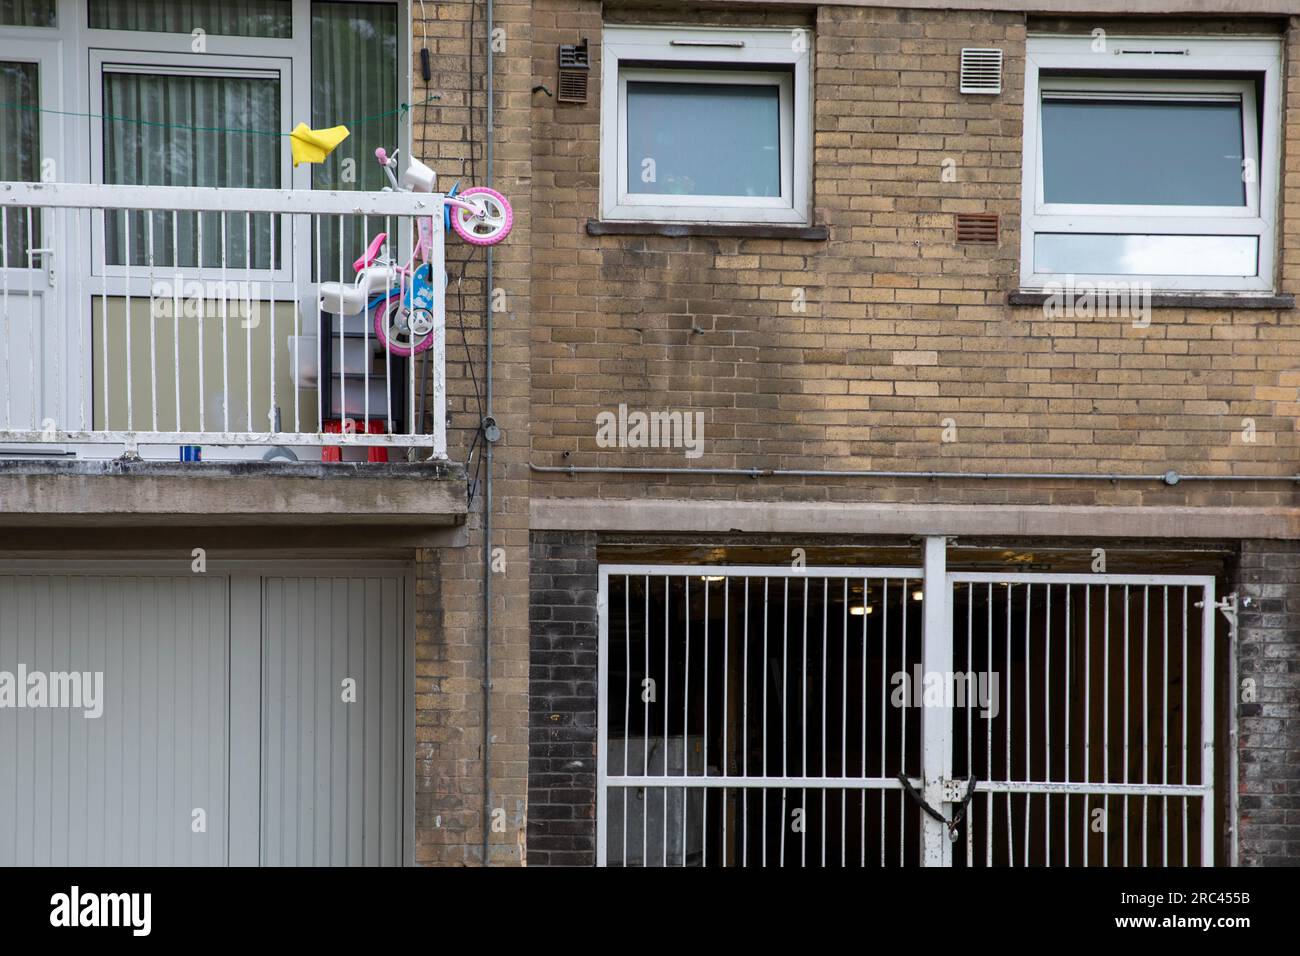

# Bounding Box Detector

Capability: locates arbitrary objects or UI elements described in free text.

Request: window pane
[0,60,40,265]
[88,0,291,38]
[0,0,55,26]
[103,72,282,268]
[1034,234,1258,277]
[626,80,781,198]
[312,0,399,279]
[1041,97,1246,206]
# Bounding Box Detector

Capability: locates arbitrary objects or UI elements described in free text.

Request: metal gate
[596,548,1218,867]
[949,572,1216,867]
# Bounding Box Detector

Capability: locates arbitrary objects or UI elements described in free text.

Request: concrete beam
[531,496,1300,540]
[700,0,1297,15]
[0,460,468,527]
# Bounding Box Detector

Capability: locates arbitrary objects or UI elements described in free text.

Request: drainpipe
[481,0,496,868]
[530,463,1300,484]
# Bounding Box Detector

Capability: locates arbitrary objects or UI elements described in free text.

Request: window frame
[89,52,294,282]
[600,24,812,226]
[1020,34,1283,294]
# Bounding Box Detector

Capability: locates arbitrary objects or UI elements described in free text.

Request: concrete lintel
[0,459,468,527]
[702,0,1297,15]
[531,497,1300,540]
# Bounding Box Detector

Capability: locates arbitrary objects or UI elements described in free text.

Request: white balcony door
[0,35,70,452]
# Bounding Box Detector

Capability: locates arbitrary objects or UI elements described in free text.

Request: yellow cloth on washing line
[289,123,350,166]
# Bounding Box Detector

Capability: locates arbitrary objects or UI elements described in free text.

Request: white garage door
[0,564,410,866]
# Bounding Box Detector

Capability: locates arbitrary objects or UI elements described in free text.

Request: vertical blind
[88,0,291,38]
[0,59,39,266]
[0,0,55,27]
[312,1,399,277]
[102,71,282,268]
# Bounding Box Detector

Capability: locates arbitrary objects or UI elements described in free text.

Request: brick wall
[1236,540,1300,866]
[527,531,600,865]
[412,0,532,865]
[529,4,1300,509]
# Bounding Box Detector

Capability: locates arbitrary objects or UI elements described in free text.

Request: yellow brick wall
[529,5,1300,510]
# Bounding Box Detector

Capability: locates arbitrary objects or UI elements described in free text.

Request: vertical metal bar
[966,580,973,867]
[362,215,370,434]
[76,211,86,432]
[841,577,848,867]
[900,575,907,867]
[314,215,322,435]
[1199,581,1216,866]
[762,577,769,867]
[124,216,133,432]
[147,214,157,432]
[196,212,205,433]
[1023,582,1030,866]
[860,576,868,868]
[622,578,630,865]
[683,576,690,867]
[336,216,344,442]
[723,577,730,867]
[245,212,253,433]
[2,210,10,429]
[780,578,787,868]
[1123,585,1129,867]
[1084,584,1091,867]
[743,577,750,868]
[596,571,609,866]
[801,576,807,868]
[220,212,229,433]
[292,213,301,434]
[643,575,649,867]
[1103,584,1110,868]
[1005,582,1014,866]
[704,577,710,866]
[28,211,38,430]
[880,577,887,867]
[1046,584,1051,865]
[50,208,61,438]
[920,538,951,867]
[1142,585,1149,867]
[986,582,992,867]
[269,211,276,437]
[383,215,393,434]
[820,577,827,867]
[1162,584,1169,866]
[1182,586,1188,866]
[171,211,180,433]
[1065,584,1071,867]
[101,209,112,432]
[663,574,669,868]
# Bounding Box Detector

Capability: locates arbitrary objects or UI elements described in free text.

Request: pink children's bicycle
[318,147,513,355]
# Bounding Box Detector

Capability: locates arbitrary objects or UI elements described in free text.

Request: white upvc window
[600,24,812,226]
[1020,35,1283,294]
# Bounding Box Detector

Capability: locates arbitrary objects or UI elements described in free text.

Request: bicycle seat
[319,265,399,316]
[353,232,388,273]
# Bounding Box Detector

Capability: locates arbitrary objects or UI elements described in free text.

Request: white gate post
[920,536,953,866]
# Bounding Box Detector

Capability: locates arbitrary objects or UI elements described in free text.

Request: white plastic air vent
[960,48,1003,94]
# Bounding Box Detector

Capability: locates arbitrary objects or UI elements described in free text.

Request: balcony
[0,180,465,532]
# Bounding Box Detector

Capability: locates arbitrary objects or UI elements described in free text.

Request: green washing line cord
[0,93,441,136]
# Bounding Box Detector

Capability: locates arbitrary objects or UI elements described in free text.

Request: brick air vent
[557,38,590,104]
[960,48,1003,94]
[955,213,999,244]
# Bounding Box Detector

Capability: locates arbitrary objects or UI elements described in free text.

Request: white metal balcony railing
[0,181,446,461]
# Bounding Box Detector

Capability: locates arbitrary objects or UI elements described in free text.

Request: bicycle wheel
[373,294,436,357]
[450,187,513,246]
